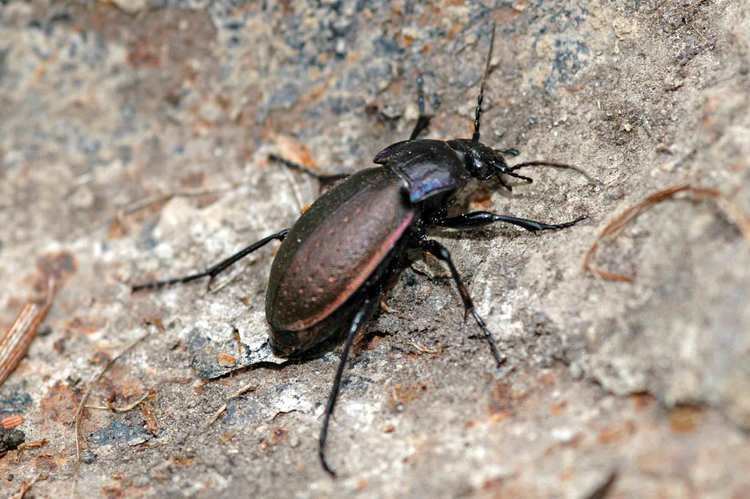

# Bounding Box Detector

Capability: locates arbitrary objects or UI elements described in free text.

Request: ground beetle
[133,24,588,477]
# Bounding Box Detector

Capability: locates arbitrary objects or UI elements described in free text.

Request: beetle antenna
[503,170,534,184]
[472,22,496,143]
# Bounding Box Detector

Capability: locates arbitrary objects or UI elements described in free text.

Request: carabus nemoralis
[133,24,588,476]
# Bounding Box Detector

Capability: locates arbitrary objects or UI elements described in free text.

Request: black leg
[471,23,496,143]
[433,211,587,232]
[409,74,431,140]
[268,154,349,183]
[131,229,289,292]
[419,239,504,367]
[319,295,376,478]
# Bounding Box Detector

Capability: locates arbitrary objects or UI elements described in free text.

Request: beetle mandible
[133,24,588,477]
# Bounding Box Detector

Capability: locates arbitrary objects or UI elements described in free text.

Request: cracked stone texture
[1,0,749,497]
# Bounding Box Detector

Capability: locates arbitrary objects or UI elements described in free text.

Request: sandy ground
[1,1,749,497]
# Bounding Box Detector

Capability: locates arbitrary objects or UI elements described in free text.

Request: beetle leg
[131,229,289,292]
[433,211,587,232]
[418,239,504,367]
[268,154,349,183]
[408,74,432,140]
[319,295,376,478]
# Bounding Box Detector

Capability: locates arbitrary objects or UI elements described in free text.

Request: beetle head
[447,139,530,189]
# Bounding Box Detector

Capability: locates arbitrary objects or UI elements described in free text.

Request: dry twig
[15,439,48,463]
[74,333,149,463]
[85,391,151,413]
[583,183,750,282]
[208,380,257,426]
[0,279,56,387]
[10,473,48,499]
[119,185,241,217]
[409,339,443,356]
[1,414,24,430]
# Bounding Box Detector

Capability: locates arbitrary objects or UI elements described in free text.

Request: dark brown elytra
[132,23,590,477]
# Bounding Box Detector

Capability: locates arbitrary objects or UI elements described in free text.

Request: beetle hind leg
[268,154,349,183]
[418,239,505,367]
[131,229,289,292]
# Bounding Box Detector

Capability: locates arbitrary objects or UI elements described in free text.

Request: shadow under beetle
[133,24,588,477]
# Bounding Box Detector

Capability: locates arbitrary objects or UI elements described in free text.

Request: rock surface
[1,1,748,497]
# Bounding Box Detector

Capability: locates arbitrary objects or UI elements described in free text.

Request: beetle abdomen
[266,167,415,339]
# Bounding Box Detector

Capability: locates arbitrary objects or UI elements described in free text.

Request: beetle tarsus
[268,154,349,182]
[131,271,209,292]
[319,448,337,478]
[131,229,289,293]
[469,308,505,368]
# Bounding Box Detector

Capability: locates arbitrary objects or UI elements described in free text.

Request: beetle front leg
[418,239,504,367]
[319,294,377,478]
[433,211,587,232]
[131,228,289,292]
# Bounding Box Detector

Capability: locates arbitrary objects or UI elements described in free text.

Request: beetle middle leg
[433,211,587,232]
[418,239,504,367]
[319,292,379,477]
[131,228,289,292]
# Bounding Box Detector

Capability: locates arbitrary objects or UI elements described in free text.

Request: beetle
[132,24,588,477]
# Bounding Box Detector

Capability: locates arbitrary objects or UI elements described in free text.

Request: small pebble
[81,449,97,464]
